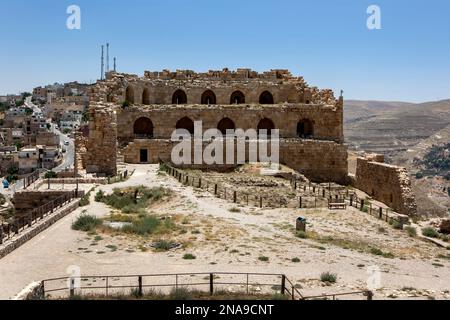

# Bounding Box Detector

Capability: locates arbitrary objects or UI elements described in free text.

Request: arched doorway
[217,117,236,135]
[142,88,150,105]
[176,117,195,135]
[230,91,245,104]
[297,119,314,138]
[259,91,274,104]
[201,90,217,105]
[257,118,275,137]
[133,117,154,138]
[172,89,187,104]
[125,86,135,104]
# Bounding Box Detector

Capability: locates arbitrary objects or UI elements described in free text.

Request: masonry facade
[86,68,348,183]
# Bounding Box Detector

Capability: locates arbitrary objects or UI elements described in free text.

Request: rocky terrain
[345,99,450,217]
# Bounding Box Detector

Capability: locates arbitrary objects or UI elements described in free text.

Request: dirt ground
[1,164,449,300]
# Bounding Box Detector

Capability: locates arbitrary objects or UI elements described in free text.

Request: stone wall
[0,200,80,259]
[123,138,348,184]
[354,154,417,216]
[84,105,117,176]
[116,103,343,143]
[91,69,339,107]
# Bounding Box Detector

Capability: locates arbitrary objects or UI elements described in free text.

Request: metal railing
[0,190,80,244]
[41,272,304,299]
[40,271,373,300]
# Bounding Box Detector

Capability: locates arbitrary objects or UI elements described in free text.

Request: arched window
[217,117,236,135]
[201,90,217,105]
[133,117,154,138]
[142,88,150,105]
[259,91,274,104]
[257,118,275,137]
[297,119,314,138]
[176,117,195,135]
[230,91,245,104]
[125,86,134,104]
[172,89,187,104]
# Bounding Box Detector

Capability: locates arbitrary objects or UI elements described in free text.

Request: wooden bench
[328,199,347,210]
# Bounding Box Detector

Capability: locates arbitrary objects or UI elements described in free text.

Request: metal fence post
[210,273,214,295]
[233,191,237,203]
[281,275,286,295]
[138,276,143,297]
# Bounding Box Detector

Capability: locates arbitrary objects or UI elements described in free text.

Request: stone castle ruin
[83,68,416,215]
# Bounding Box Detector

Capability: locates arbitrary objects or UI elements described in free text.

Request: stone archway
[201,90,217,105]
[176,116,195,135]
[297,119,314,138]
[133,117,154,138]
[259,91,274,104]
[172,89,187,104]
[257,118,275,137]
[142,88,150,105]
[125,86,135,104]
[217,117,236,135]
[230,91,245,104]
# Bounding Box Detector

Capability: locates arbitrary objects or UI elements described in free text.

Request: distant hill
[344,99,450,156]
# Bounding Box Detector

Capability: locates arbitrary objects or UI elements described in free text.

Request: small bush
[296,231,308,239]
[228,207,241,213]
[405,226,417,237]
[370,248,383,256]
[291,257,300,263]
[122,216,161,235]
[44,171,57,179]
[79,193,90,207]
[422,227,439,238]
[258,256,269,262]
[169,288,192,300]
[95,190,105,202]
[415,172,424,179]
[392,221,403,230]
[153,240,173,252]
[320,272,337,283]
[72,214,102,232]
[183,253,196,260]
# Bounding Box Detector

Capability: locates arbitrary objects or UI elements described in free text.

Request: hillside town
[0,82,89,189]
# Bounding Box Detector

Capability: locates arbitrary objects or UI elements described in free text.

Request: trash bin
[296,217,306,232]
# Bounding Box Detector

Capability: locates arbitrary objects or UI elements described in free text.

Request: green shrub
[370,248,383,256]
[271,293,289,300]
[291,257,300,263]
[44,171,57,179]
[228,207,241,213]
[392,221,403,230]
[122,216,161,235]
[95,190,105,202]
[296,231,308,239]
[153,240,173,252]
[72,214,102,232]
[405,226,417,237]
[320,272,337,283]
[258,256,269,262]
[415,172,424,179]
[169,288,192,300]
[422,227,439,238]
[79,192,90,207]
[183,253,196,260]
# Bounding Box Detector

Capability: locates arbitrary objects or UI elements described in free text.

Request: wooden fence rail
[160,161,404,225]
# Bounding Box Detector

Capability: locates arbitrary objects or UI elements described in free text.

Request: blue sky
[0,0,449,102]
